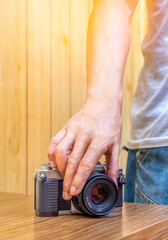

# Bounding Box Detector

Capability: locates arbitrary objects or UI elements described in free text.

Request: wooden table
[0,193,168,240]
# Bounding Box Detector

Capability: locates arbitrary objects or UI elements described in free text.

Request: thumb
[48,128,67,167]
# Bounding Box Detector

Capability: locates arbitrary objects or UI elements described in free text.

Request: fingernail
[70,186,76,195]
[63,191,72,200]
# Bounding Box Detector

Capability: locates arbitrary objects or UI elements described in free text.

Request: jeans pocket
[135,184,158,204]
[136,148,151,169]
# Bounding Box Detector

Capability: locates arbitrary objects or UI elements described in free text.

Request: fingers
[69,140,105,196]
[48,128,67,167]
[68,141,120,197]
[106,143,120,184]
[55,132,75,176]
[63,133,90,200]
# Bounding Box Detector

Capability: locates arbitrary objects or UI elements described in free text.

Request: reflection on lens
[91,185,108,205]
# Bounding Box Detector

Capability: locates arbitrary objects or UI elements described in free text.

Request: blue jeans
[124,147,168,204]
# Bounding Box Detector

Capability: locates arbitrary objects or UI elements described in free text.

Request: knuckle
[55,146,65,156]
[68,158,79,168]
[66,132,75,140]
[88,144,98,153]
[79,126,90,136]
[80,158,93,169]
[90,139,109,153]
[89,143,104,156]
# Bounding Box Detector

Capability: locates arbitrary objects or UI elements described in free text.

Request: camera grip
[35,178,59,217]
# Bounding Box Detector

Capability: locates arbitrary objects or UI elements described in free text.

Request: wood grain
[51,0,70,136]
[0,0,26,193]
[0,0,148,194]
[27,0,51,194]
[0,193,168,240]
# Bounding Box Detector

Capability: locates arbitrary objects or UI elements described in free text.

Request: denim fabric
[124,147,168,205]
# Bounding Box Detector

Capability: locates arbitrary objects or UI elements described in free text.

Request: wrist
[84,95,123,127]
[86,89,123,112]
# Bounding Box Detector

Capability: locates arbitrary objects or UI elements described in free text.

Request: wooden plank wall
[0,0,147,194]
[0,0,27,193]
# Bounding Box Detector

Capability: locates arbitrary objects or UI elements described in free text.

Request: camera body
[34,162,125,217]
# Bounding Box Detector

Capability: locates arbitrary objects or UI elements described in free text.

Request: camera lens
[91,185,108,205]
[72,172,118,217]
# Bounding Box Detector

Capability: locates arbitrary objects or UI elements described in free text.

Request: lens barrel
[72,172,118,217]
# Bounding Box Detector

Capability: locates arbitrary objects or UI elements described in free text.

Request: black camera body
[34,162,125,217]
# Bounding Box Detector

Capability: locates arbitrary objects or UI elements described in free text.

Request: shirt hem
[126,137,168,150]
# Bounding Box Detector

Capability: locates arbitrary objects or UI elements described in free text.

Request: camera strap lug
[37,174,47,182]
[118,172,126,184]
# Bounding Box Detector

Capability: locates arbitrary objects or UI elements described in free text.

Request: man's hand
[48,0,137,200]
[48,100,122,200]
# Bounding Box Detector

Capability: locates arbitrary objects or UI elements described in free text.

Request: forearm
[86,0,132,111]
[48,0,139,200]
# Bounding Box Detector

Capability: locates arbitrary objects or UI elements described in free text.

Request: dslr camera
[34,162,125,217]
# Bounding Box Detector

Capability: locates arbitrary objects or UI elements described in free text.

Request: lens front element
[91,185,108,205]
[72,172,118,217]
